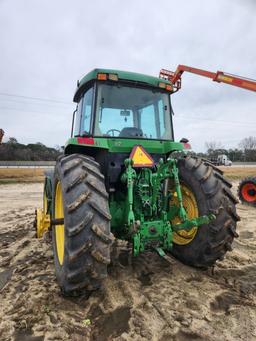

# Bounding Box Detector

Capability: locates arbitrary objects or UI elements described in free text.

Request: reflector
[97,73,107,80]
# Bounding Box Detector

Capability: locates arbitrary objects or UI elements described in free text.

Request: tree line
[198,136,256,162]
[0,136,255,162]
[0,138,62,161]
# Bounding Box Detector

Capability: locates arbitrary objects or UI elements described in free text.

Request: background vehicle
[35,65,255,296]
[210,154,232,166]
[217,154,232,166]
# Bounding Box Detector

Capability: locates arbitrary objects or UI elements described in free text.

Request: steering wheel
[106,129,121,137]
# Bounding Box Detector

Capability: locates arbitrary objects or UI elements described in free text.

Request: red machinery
[0,129,4,144]
[238,177,256,206]
[159,65,256,92]
[160,65,256,206]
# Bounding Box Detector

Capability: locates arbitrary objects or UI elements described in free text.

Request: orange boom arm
[159,65,256,92]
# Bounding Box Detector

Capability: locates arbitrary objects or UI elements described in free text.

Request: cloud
[0,0,255,151]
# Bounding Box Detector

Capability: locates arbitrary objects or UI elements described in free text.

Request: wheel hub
[241,183,256,202]
[170,184,199,245]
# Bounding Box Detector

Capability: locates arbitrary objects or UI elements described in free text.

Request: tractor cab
[71,69,174,142]
[66,69,182,191]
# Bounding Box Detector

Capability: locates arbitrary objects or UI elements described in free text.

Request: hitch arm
[172,213,216,231]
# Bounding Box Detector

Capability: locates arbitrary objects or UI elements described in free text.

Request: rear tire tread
[66,172,88,193]
[67,191,91,213]
[82,165,105,181]
[67,212,94,237]
[171,156,239,267]
[91,224,115,244]
[89,201,112,220]
[63,159,83,175]
[86,179,109,199]
[52,153,112,296]
[199,166,213,183]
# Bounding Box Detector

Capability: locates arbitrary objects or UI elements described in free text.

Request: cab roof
[73,68,172,102]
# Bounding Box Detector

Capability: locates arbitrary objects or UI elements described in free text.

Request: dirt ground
[0,181,255,341]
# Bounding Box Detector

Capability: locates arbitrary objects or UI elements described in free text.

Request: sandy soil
[0,182,256,341]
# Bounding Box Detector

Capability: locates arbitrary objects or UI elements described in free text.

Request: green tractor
[36,68,239,296]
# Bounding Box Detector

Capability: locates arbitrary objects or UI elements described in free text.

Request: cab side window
[72,87,93,137]
[81,87,93,135]
[73,100,83,137]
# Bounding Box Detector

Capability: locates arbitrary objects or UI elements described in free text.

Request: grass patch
[0,168,45,183]
[0,166,255,183]
[219,166,256,180]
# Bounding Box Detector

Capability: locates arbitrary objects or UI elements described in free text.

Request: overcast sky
[0,0,255,152]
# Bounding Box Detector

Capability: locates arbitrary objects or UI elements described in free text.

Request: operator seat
[119,127,143,138]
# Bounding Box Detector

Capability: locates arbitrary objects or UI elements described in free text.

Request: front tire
[52,154,114,296]
[170,156,239,267]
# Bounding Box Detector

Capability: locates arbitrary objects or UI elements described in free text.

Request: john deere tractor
[36,69,239,296]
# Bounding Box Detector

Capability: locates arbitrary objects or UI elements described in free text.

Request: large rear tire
[238,177,256,206]
[52,154,114,296]
[170,156,240,267]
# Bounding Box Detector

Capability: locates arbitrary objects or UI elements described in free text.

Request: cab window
[73,100,83,137]
[81,87,93,135]
[94,83,173,140]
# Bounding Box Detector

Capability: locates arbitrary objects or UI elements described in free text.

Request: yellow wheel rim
[170,184,199,245]
[43,190,48,214]
[55,181,65,265]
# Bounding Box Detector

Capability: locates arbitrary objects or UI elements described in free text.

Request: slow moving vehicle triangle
[129,145,154,167]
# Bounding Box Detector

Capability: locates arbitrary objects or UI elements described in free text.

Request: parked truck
[210,154,232,166]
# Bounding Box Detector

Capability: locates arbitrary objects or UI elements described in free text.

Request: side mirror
[180,138,191,150]
[180,138,189,143]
